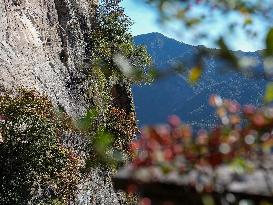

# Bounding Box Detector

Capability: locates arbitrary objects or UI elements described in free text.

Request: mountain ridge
[135,32,262,53]
[132,32,266,129]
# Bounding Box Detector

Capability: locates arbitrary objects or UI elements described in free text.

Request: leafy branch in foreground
[135,0,273,88]
[116,96,273,204]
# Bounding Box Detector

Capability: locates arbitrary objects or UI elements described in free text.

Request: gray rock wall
[0,0,98,117]
[0,0,125,204]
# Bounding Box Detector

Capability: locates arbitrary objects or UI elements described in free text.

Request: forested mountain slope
[133,32,266,129]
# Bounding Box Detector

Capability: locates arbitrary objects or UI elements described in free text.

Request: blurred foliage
[264,83,273,104]
[114,1,273,204]
[85,126,118,169]
[202,195,215,205]
[131,94,273,170]
[128,96,273,204]
[265,28,273,57]
[138,0,273,88]
[77,106,137,170]
[0,90,81,205]
[188,65,202,84]
[145,0,273,29]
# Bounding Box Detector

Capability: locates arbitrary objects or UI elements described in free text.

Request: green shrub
[0,90,81,204]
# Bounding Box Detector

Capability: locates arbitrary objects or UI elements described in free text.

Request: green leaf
[175,9,186,19]
[202,195,215,205]
[188,66,202,84]
[94,128,113,153]
[217,37,238,67]
[244,18,253,26]
[77,108,98,131]
[265,28,273,56]
[185,17,201,27]
[264,82,273,104]
[231,157,253,173]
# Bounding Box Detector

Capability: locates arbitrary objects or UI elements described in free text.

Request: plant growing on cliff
[80,0,153,169]
[90,0,152,82]
[0,90,81,205]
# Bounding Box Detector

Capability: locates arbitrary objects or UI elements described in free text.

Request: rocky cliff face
[0,0,127,204]
[0,0,98,117]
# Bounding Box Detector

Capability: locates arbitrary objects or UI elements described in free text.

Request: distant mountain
[133,32,267,129]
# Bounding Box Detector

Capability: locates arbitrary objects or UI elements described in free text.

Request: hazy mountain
[133,32,267,129]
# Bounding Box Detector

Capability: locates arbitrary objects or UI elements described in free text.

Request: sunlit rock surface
[0,0,98,117]
[0,0,124,204]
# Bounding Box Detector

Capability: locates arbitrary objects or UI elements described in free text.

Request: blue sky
[121,1,165,36]
[121,1,267,51]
